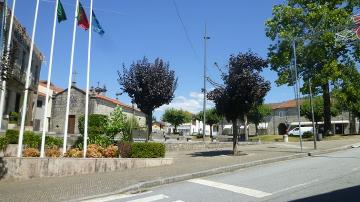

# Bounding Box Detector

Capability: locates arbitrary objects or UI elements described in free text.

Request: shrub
[78,114,108,135]
[131,142,165,158]
[23,148,40,157]
[302,131,313,138]
[45,136,63,148]
[102,145,118,158]
[5,129,19,144]
[75,134,112,149]
[86,144,103,158]
[65,148,83,158]
[118,141,132,158]
[9,111,19,124]
[0,136,8,150]
[45,146,61,157]
[23,131,41,148]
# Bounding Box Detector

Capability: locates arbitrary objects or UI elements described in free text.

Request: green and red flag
[57,0,67,23]
[77,1,89,30]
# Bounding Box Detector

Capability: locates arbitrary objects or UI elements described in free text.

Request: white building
[167,120,218,136]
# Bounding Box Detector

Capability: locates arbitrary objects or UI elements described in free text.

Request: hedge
[131,142,165,158]
[4,130,63,148]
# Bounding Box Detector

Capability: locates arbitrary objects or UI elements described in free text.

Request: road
[84,148,360,202]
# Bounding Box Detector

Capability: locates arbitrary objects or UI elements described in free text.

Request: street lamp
[203,23,210,142]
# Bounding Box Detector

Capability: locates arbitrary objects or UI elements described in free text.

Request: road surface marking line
[272,180,319,194]
[172,201,185,202]
[352,167,360,171]
[82,191,153,202]
[126,194,169,202]
[187,179,271,198]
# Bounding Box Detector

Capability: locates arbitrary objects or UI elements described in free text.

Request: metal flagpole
[63,0,79,155]
[40,0,59,158]
[83,0,93,158]
[0,0,16,131]
[17,0,40,157]
[203,23,209,142]
[309,78,317,149]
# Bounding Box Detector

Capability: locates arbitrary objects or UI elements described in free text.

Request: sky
[12,0,295,118]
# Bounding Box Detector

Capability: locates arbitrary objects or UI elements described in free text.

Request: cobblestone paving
[0,137,360,202]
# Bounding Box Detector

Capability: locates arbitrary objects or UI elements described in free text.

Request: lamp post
[203,23,210,141]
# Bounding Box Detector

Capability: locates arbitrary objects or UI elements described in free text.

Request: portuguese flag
[57,0,67,23]
[77,1,89,30]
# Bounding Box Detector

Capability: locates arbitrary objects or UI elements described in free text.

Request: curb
[77,143,358,201]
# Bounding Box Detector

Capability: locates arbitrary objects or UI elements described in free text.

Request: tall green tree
[248,104,272,136]
[208,51,271,154]
[196,108,222,140]
[118,57,177,141]
[162,108,192,133]
[105,106,126,140]
[266,0,359,135]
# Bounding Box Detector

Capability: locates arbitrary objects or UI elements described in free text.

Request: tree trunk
[349,113,356,134]
[146,111,153,142]
[244,114,248,141]
[322,82,332,136]
[232,119,239,155]
[210,124,213,142]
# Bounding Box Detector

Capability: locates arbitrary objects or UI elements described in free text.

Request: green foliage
[130,142,165,158]
[23,131,41,148]
[0,136,8,150]
[248,104,272,125]
[45,136,63,148]
[75,134,112,149]
[122,116,140,142]
[300,96,339,123]
[105,106,126,140]
[9,111,19,124]
[5,129,19,144]
[196,108,222,126]
[78,114,108,135]
[162,108,192,132]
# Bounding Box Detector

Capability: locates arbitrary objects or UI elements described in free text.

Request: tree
[300,96,339,133]
[248,104,272,136]
[118,57,177,141]
[196,108,222,141]
[162,108,192,133]
[105,106,126,140]
[266,0,359,135]
[208,51,271,155]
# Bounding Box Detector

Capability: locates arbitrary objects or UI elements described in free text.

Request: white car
[288,127,313,136]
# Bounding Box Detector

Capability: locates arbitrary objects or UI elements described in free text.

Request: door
[68,115,76,134]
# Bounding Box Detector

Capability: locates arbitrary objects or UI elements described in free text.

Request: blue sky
[14,0,294,118]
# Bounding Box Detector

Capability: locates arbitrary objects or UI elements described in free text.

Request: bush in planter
[23,148,40,157]
[131,142,165,158]
[45,136,63,148]
[65,148,83,158]
[78,114,108,135]
[102,145,118,158]
[0,136,8,150]
[45,146,61,157]
[86,144,104,158]
[75,134,112,149]
[5,129,19,144]
[23,131,41,148]
[118,141,132,158]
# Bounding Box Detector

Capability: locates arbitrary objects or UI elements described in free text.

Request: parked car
[288,127,313,136]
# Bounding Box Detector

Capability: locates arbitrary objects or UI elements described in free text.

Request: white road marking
[352,167,360,171]
[187,178,271,198]
[82,191,153,202]
[272,179,319,194]
[172,201,184,202]
[126,194,169,202]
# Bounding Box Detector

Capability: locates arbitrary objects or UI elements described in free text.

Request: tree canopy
[248,104,272,135]
[266,0,360,135]
[300,96,339,125]
[118,57,177,140]
[196,108,222,139]
[162,108,192,133]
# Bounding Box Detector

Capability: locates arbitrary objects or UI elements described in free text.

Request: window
[37,100,43,108]
[278,111,286,117]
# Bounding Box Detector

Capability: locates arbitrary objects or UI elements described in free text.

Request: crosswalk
[82,178,271,202]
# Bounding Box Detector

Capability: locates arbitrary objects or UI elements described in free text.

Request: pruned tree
[248,104,272,136]
[196,108,222,141]
[266,0,360,135]
[208,51,271,155]
[162,108,192,134]
[118,57,177,141]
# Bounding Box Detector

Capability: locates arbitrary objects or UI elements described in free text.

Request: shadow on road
[188,150,238,157]
[0,157,7,180]
[291,185,360,202]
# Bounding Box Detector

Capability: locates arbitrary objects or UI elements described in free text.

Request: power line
[172,0,200,61]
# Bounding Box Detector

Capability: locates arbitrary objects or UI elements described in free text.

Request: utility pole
[309,78,317,149]
[203,23,210,142]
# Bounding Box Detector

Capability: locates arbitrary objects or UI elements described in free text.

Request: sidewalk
[1,137,360,202]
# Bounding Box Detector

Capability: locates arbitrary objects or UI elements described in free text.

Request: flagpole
[17,0,40,157]
[0,0,16,131]
[63,0,79,155]
[40,0,59,158]
[83,0,93,158]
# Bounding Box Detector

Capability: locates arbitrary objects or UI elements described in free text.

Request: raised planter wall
[0,157,173,181]
[164,142,259,152]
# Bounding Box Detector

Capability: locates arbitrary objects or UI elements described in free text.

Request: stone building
[50,84,146,134]
[0,3,43,129]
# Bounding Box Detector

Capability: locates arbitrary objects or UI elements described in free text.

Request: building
[166,119,216,136]
[33,81,63,132]
[50,83,146,134]
[0,3,43,129]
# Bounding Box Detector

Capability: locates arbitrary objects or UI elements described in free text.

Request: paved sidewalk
[0,137,360,202]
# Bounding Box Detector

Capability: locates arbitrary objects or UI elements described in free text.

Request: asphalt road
[84,148,360,202]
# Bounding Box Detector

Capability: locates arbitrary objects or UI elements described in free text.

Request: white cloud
[155,91,214,114]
